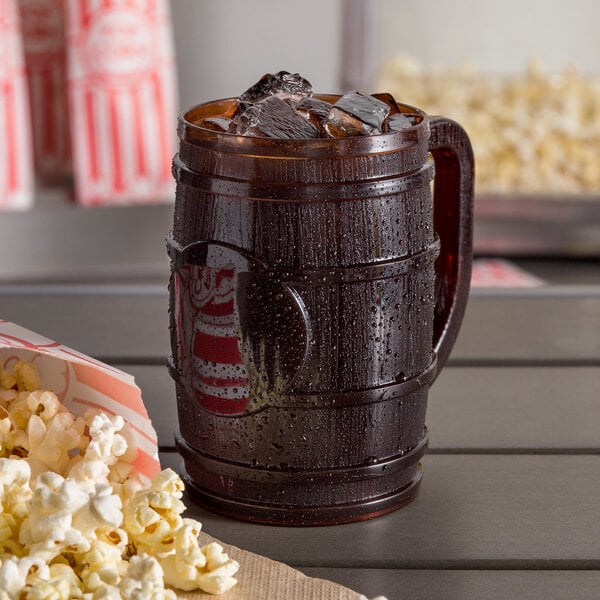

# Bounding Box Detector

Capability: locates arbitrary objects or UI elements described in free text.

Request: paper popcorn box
[0,319,160,485]
[19,0,72,183]
[65,0,177,206]
[0,0,34,210]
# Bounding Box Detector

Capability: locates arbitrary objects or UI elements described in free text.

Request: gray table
[1,283,599,600]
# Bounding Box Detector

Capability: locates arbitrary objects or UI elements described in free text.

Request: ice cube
[372,92,401,115]
[232,100,253,116]
[239,73,274,103]
[199,117,234,133]
[240,71,313,104]
[384,113,418,132]
[295,97,332,135]
[236,96,319,139]
[325,91,390,137]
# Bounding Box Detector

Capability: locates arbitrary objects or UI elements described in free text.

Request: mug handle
[428,116,475,381]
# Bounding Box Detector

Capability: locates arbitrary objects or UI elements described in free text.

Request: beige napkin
[179,533,362,600]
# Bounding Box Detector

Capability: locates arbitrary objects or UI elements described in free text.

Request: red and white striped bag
[19,0,71,183]
[0,0,34,210]
[65,0,177,206]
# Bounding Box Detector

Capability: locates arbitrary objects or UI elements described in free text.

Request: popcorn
[26,391,59,421]
[379,57,600,195]
[25,412,84,479]
[94,554,177,600]
[158,521,207,587]
[0,458,32,522]
[96,527,130,555]
[71,483,124,545]
[0,557,26,596]
[67,460,111,496]
[123,469,185,550]
[0,416,13,457]
[0,360,239,597]
[125,472,239,595]
[80,540,127,591]
[19,472,91,560]
[6,392,33,431]
[17,563,83,599]
[0,513,18,543]
[85,413,128,466]
[107,461,144,503]
[0,371,17,392]
[0,556,50,596]
[195,543,239,595]
[11,361,41,393]
[0,538,24,559]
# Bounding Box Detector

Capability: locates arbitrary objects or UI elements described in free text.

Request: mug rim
[178,95,429,158]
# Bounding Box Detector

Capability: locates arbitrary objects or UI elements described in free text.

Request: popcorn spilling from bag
[0,360,239,598]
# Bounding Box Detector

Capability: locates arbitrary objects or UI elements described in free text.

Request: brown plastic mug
[168,96,474,526]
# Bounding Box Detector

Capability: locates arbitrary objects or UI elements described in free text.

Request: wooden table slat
[124,365,600,451]
[159,452,600,568]
[300,568,600,600]
[0,290,599,363]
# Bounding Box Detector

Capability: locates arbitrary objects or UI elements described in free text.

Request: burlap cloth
[178,533,362,600]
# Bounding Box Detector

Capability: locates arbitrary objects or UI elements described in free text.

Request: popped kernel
[122,469,185,549]
[25,411,83,478]
[0,458,32,522]
[6,393,34,431]
[0,370,17,391]
[67,459,111,496]
[84,413,128,466]
[95,554,177,600]
[25,391,61,423]
[158,522,207,590]
[0,556,50,596]
[70,483,124,545]
[0,514,18,543]
[80,540,127,591]
[19,472,91,560]
[160,535,239,594]
[12,361,41,393]
[18,563,83,599]
[124,473,240,594]
[0,416,13,457]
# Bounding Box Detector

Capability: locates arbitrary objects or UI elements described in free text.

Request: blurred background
[174,0,600,105]
[1,0,599,284]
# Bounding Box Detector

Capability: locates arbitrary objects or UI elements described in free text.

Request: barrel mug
[168,96,474,525]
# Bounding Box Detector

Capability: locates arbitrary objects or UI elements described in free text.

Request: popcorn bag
[0,319,161,485]
[0,320,370,599]
[0,0,34,210]
[65,0,177,205]
[18,0,71,183]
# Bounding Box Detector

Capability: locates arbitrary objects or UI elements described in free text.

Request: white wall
[378,0,600,74]
[170,0,599,110]
[170,0,342,111]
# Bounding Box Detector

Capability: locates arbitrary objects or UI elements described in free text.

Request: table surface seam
[285,559,600,570]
